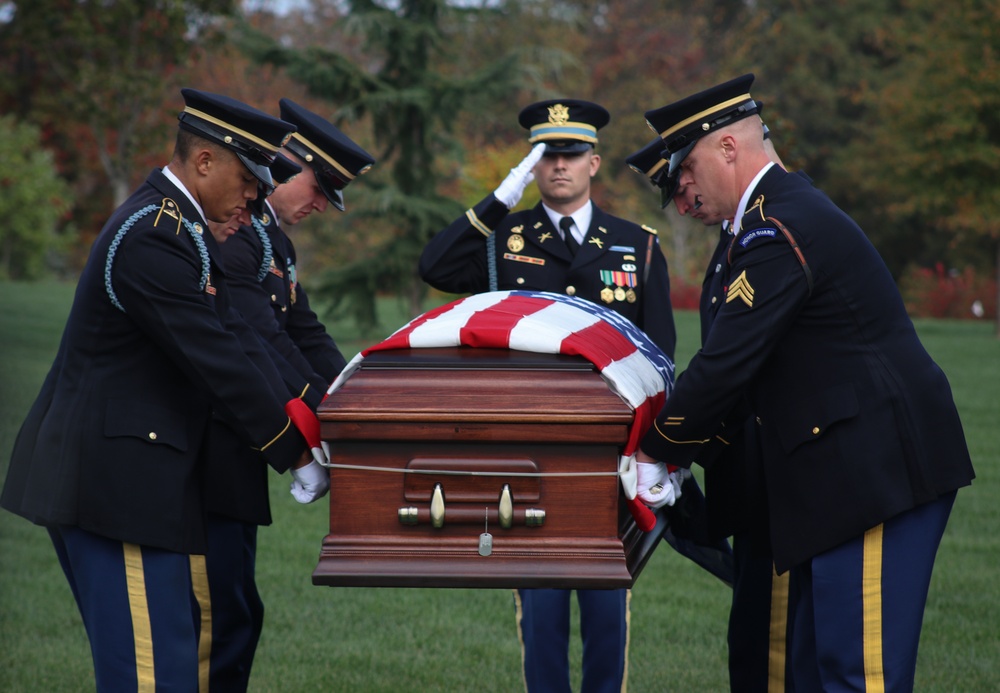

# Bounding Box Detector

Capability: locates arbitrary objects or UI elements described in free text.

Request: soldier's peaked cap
[279,98,375,212]
[518,99,610,154]
[625,136,674,208]
[644,74,759,178]
[178,88,296,193]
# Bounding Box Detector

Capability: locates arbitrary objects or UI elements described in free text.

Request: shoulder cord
[487,230,498,292]
[250,215,274,283]
[643,233,654,285]
[105,207,210,312]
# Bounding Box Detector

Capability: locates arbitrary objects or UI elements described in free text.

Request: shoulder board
[641,224,658,236]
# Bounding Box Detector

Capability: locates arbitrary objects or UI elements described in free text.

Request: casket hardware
[430,483,445,528]
[395,504,546,527]
[498,484,513,529]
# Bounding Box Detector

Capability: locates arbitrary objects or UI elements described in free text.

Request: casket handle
[396,506,546,528]
[499,484,513,529]
[430,483,446,528]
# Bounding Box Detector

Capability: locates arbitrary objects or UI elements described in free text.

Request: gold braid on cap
[656,94,753,140]
[182,106,281,154]
[289,132,358,180]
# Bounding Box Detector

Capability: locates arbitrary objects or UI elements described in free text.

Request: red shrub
[899,264,997,319]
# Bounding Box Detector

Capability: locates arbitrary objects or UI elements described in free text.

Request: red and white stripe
[327,291,673,530]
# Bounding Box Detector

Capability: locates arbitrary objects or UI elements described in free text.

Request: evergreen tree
[238,0,525,330]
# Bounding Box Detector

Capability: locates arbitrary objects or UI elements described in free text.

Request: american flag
[327,290,675,530]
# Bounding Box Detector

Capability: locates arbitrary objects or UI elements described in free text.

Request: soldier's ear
[193,147,215,176]
[589,152,602,177]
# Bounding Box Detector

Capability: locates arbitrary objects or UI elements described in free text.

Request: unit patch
[738,227,777,248]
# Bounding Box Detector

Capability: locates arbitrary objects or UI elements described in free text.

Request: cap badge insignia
[548,104,570,125]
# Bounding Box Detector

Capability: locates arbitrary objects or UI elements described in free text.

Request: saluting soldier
[203,100,375,690]
[0,88,329,691]
[420,99,676,693]
[634,75,975,691]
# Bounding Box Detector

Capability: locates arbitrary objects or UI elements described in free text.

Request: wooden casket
[313,346,668,589]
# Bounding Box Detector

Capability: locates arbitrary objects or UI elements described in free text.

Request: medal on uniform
[288,262,298,304]
[599,270,615,303]
[614,287,626,302]
[624,272,637,303]
[507,233,525,252]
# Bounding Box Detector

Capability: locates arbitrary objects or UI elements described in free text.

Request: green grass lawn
[1,280,997,691]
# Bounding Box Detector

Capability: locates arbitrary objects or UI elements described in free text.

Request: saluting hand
[494,143,546,209]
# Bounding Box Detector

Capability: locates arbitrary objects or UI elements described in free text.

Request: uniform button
[755,417,762,425]
[516,277,525,285]
[566,286,576,296]
[711,296,717,304]
[148,432,157,440]
[271,294,277,301]
[281,306,287,312]
[812,426,820,435]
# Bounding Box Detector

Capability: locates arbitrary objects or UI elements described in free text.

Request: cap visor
[237,152,275,190]
[543,141,593,155]
[667,142,695,178]
[315,171,346,211]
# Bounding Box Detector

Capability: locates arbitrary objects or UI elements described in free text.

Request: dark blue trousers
[194,514,264,692]
[728,532,792,692]
[516,588,628,693]
[49,525,199,691]
[788,491,956,692]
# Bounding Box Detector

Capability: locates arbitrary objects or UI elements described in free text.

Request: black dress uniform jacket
[202,207,345,525]
[1,169,307,554]
[221,207,348,387]
[641,165,975,572]
[695,225,762,544]
[419,194,676,358]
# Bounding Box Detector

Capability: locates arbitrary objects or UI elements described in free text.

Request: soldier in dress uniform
[0,88,331,691]
[633,74,975,691]
[203,100,375,690]
[629,120,793,692]
[420,99,676,693]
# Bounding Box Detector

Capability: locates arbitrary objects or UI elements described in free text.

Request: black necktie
[560,216,579,256]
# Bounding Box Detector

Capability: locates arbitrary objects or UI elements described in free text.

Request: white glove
[289,460,330,504]
[636,461,683,509]
[493,143,546,209]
